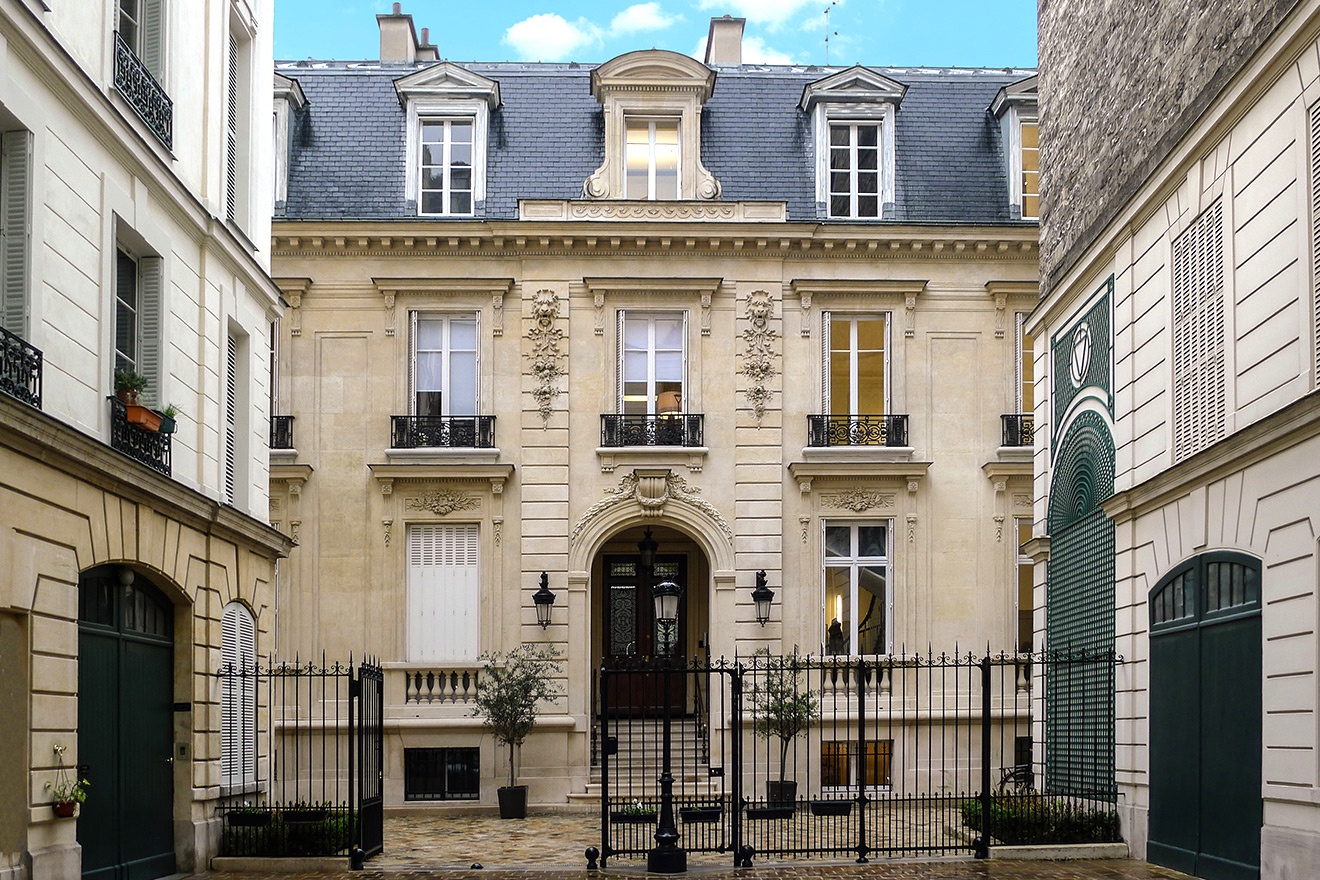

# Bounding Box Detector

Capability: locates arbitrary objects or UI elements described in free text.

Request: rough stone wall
[1037,0,1302,295]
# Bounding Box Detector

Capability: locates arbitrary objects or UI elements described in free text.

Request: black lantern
[637,526,658,573]
[751,569,774,626]
[532,571,556,629]
[652,579,682,630]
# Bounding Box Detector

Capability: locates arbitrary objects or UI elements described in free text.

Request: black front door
[603,555,686,714]
[77,568,176,880]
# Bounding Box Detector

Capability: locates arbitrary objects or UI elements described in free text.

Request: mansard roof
[275,59,1035,225]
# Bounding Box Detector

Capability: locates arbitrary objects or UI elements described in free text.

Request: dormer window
[394,63,500,218]
[991,75,1038,221]
[585,50,721,201]
[801,66,906,220]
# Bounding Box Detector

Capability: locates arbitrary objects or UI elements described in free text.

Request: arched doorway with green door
[76,565,178,880]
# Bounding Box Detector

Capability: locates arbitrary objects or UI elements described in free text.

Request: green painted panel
[1149,626,1201,873]
[1051,277,1113,441]
[119,638,174,876]
[77,628,120,880]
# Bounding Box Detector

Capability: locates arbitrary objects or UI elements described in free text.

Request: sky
[274,1,1038,69]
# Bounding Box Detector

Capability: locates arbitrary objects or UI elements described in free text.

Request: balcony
[1001,413,1035,447]
[390,415,495,449]
[270,415,294,450]
[0,326,42,408]
[601,413,704,448]
[109,396,171,476]
[807,414,909,447]
[113,31,173,150]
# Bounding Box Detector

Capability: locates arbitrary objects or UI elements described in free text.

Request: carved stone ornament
[820,489,895,512]
[526,289,566,423]
[405,490,480,516]
[571,469,732,540]
[739,290,777,422]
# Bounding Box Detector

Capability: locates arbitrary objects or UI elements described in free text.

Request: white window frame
[405,100,488,216]
[409,311,480,416]
[624,117,681,201]
[1015,518,1034,653]
[221,602,257,789]
[616,310,688,415]
[272,75,307,206]
[114,242,164,404]
[822,311,890,416]
[1016,113,1039,221]
[116,0,166,80]
[407,523,480,663]
[1016,312,1034,414]
[827,121,882,219]
[417,118,475,217]
[822,520,893,656]
[810,103,896,219]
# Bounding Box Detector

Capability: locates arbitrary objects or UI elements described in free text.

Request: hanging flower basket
[52,800,78,818]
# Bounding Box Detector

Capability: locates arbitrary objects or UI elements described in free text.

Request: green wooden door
[1148,553,1261,880]
[77,569,175,880]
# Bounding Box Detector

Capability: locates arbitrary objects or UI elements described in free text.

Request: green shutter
[1,129,32,337]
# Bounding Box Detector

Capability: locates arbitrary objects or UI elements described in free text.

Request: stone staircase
[569,718,720,805]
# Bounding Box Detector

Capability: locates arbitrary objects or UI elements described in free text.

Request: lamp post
[751,569,774,626]
[532,571,555,629]
[648,577,685,873]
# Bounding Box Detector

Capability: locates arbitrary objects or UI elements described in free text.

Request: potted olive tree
[750,646,819,811]
[472,644,562,819]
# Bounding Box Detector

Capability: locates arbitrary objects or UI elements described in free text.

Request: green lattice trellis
[1052,278,1113,444]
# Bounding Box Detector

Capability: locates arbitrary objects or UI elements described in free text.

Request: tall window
[1,128,32,337]
[823,522,890,655]
[1017,314,1034,414]
[411,313,478,416]
[828,122,880,218]
[117,0,165,78]
[625,119,679,200]
[619,312,685,415]
[221,602,257,788]
[224,332,238,503]
[407,524,479,662]
[1016,519,1033,652]
[1019,116,1039,220]
[825,314,887,416]
[419,119,473,216]
[114,246,162,402]
[223,25,252,227]
[1172,201,1225,460]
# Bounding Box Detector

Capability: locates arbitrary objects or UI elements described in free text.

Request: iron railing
[215,655,383,862]
[0,326,42,408]
[597,648,1121,867]
[601,413,704,447]
[390,415,495,449]
[1001,413,1034,447]
[270,415,294,450]
[108,396,171,476]
[807,414,909,447]
[113,32,173,150]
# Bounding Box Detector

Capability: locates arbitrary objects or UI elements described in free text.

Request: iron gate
[216,655,384,863]
[597,649,1121,866]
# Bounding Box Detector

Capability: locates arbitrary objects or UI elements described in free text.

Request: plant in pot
[113,369,149,405]
[47,776,89,818]
[472,643,562,819]
[156,404,179,434]
[750,646,819,812]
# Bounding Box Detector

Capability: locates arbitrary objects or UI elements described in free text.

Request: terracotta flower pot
[52,800,77,818]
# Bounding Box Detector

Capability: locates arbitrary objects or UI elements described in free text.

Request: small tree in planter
[472,644,562,819]
[750,646,819,810]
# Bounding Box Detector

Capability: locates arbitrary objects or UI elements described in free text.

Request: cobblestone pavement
[183,811,1197,880]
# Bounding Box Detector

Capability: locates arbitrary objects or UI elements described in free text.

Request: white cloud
[503,13,603,61]
[693,35,794,65]
[696,0,831,31]
[610,3,679,35]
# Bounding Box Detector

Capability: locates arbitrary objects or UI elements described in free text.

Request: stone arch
[570,499,734,576]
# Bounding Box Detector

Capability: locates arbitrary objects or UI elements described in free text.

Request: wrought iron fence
[215,655,383,862]
[597,648,1120,867]
[113,31,172,149]
[108,396,171,476]
[601,413,704,447]
[807,414,910,447]
[1001,413,1035,447]
[270,415,294,450]
[0,326,41,408]
[390,415,495,449]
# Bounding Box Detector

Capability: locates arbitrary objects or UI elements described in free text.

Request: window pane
[450,167,472,190]
[858,526,886,557]
[415,390,442,416]
[821,742,850,786]
[857,125,879,147]
[857,565,886,654]
[1021,330,1035,411]
[830,150,850,173]
[416,318,444,348]
[421,168,445,190]
[829,124,849,146]
[858,149,878,172]
[825,526,851,558]
[448,352,476,414]
[830,195,850,217]
[655,351,682,382]
[856,350,885,412]
[858,171,878,193]
[654,317,684,349]
[830,171,851,193]
[450,319,476,349]
[856,317,885,351]
[421,122,446,143]
[422,143,445,166]
[858,196,879,217]
[450,192,471,214]
[824,567,850,654]
[450,121,473,142]
[623,350,648,383]
[1020,121,1038,149]
[421,192,445,214]
[622,379,649,414]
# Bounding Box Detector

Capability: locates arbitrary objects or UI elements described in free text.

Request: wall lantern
[652,579,682,631]
[637,526,658,573]
[751,569,774,626]
[533,571,556,629]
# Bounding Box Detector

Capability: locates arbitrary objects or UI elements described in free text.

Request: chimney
[417,27,439,62]
[704,15,745,66]
[378,2,420,63]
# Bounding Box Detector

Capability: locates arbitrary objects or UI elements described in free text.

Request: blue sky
[275,1,1037,68]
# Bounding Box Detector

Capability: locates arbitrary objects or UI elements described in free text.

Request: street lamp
[648,576,685,873]
[751,569,774,626]
[532,571,556,629]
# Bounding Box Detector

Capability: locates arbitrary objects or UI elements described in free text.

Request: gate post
[730,662,743,867]
[855,656,869,863]
[599,665,611,868]
[975,654,992,859]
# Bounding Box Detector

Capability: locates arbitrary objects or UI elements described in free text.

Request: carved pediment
[800,65,907,111]
[591,50,715,100]
[394,62,501,107]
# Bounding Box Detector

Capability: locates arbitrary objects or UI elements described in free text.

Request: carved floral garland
[571,471,732,540]
[739,290,777,421]
[526,290,566,423]
[405,491,479,515]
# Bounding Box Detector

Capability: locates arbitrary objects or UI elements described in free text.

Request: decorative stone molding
[1013,493,1031,510]
[788,278,927,339]
[383,519,393,546]
[492,515,503,546]
[584,277,722,340]
[820,489,895,512]
[906,513,917,543]
[372,277,514,340]
[993,514,1005,543]
[799,515,811,543]
[985,281,1037,339]
[571,468,732,540]
[526,289,566,423]
[273,277,311,337]
[739,290,777,422]
[405,490,480,515]
[520,200,786,222]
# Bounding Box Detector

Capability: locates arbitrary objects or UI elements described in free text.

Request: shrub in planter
[472,644,563,819]
[749,647,818,809]
[960,795,1122,845]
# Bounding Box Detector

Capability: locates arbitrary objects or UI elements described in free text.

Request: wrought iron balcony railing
[270,415,294,450]
[1001,413,1035,447]
[391,415,495,449]
[0,326,42,408]
[807,413,910,447]
[109,396,171,476]
[113,31,173,150]
[601,413,704,448]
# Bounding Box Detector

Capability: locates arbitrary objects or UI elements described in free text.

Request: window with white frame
[990,76,1037,220]
[823,312,888,418]
[823,521,891,655]
[117,0,166,79]
[1,126,33,337]
[625,118,680,200]
[1018,115,1039,220]
[114,244,163,403]
[221,602,257,787]
[1016,519,1033,652]
[618,311,686,415]
[411,313,478,416]
[828,122,880,218]
[407,523,479,662]
[1171,200,1225,461]
[1016,313,1035,415]
[419,119,474,216]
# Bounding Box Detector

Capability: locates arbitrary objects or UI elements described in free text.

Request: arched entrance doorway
[77,565,177,880]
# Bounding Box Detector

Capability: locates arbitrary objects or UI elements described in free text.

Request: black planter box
[283,809,327,824]
[610,812,657,824]
[227,811,272,827]
[679,806,723,823]
[745,806,795,820]
[498,785,528,819]
[809,800,853,817]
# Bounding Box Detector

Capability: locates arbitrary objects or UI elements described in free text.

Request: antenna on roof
[823,2,839,65]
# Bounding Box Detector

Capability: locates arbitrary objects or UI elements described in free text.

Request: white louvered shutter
[1311,100,1320,386]
[616,309,627,410]
[225,32,239,222]
[408,310,419,414]
[225,333,237,503]
[1172,201,1225,460]
[221,603,256,785]
[407,524,480,662]
[141,0,164,79]
[820,310,832,413]
[1,130,32,336]
[138,255,163,403]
